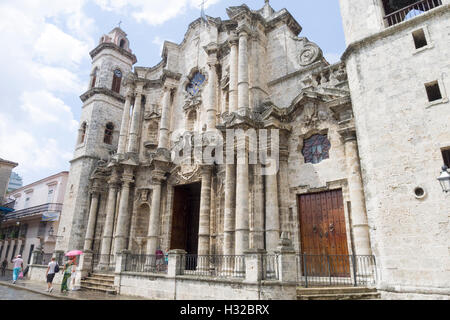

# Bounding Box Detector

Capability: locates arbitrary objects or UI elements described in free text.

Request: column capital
[228,34,239,46]
[90,179,102,195]
[338,127,357,143]
[151,170,167,184]
[237,25,252,37]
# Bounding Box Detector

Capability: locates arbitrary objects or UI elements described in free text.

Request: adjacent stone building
[52,1,449,299]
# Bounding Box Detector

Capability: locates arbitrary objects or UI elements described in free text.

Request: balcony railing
[384,0,442,27]
[2,203,63,221]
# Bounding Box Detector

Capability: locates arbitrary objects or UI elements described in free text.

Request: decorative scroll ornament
[177,158,200,182]
[298,43,322,66]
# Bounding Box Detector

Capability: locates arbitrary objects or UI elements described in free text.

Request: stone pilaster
[252,164,265,250]
[198,166,213,270]
[228,34,239,114]
[265,171,280,253]
[99,171,120,269]
[223,164,236,257]
[127,84,144,154]
[340,128,372,256]
[204,43,218,130]
[235,146,249,257]
[117,89,134,155]
[113,166,135,255]
[83,180,101,251]
[237,27,250,116]
[158,86,173,150]
[146,171,166,256]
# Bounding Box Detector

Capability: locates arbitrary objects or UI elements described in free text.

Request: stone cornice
[341,4,449,62]
[80,87,126,104]
[90,42,137,64]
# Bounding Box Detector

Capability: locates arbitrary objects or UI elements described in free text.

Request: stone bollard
[244,249,266,283]
[168,249,186,277]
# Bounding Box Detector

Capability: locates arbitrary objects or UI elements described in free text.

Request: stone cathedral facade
[53,1,450,300]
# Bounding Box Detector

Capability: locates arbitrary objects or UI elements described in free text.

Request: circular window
[414,187,426,199]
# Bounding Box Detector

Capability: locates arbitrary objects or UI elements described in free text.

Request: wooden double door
[298,190,350,277]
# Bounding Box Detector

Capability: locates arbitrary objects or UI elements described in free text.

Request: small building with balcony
[0,171,68,270]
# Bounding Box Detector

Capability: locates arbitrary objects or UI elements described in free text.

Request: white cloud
[93,0,222,25]
[34,24,90,67]
[20,91,79,131]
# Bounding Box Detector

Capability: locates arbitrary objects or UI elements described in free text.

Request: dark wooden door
[170,183,201,255]
[298,190,350,277]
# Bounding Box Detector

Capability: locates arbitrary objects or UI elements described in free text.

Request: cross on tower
[118,21,122,28]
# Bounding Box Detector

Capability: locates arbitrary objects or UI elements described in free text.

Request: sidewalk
[0,272,147,300]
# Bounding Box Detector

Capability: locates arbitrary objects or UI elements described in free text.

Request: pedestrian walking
[1,259,7,277]
[45,257,58,293]
[11,255,23,284]
[60,256,75,293]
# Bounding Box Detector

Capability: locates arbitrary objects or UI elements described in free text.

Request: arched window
[104,123,114,144]
[119,39,126,49]
[79,122,87,144]
[91,68,98,89]
[112,69,122,93]
[302,134,331,164]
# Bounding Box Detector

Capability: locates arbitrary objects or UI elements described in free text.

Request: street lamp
[438,166,450,193]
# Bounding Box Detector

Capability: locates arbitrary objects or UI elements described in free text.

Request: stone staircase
[297,287,380,300]
[80,273,117,295]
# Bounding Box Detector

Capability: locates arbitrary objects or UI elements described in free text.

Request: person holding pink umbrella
[60,252,80,293]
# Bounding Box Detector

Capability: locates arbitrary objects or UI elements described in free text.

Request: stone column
[228,34,239,114]
[235,147,249,258]
[252,164,265,250]
[158,87,172,150]
[265,172,280,253]
[341,129,372,256]
[205,44,218,130]
[117,90,134,155]
[237,27,250,116]
[223,164,236,257]
[146,171,166,256]
[99,172,120,269]
[113,166,134,255]
[198,166,212,271]
[127,84,144,154]
[83,182,101,251]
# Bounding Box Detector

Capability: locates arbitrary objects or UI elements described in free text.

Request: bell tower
[339,0,450,296]
[56,27,137,252]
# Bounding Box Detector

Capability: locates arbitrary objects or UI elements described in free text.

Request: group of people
[0,254,77,294]
[45,256,77,293]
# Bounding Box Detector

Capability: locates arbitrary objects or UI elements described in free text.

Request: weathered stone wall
[343,7,450,295]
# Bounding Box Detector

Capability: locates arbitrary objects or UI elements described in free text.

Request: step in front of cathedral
[80,273,117,295]
[297,287,380,300]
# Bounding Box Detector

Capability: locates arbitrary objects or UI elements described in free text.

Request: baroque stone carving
[298,43,322,66]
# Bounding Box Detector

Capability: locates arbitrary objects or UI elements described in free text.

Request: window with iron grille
[27,244,34,265]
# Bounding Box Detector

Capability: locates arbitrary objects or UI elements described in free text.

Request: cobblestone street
[0,284,57,300]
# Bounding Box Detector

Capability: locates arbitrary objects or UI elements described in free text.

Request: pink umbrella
[65,250,83,257]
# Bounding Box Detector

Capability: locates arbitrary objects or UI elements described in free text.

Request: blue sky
[0,0,346,186]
